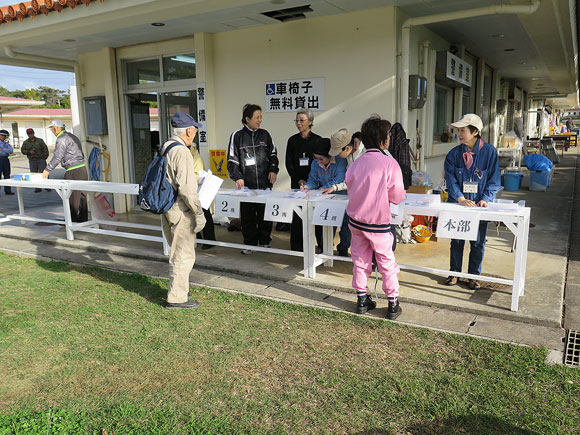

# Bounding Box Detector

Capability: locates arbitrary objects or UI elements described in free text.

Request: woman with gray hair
[285,108,320,251]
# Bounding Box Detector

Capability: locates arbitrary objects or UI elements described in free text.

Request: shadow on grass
[401,413,540,435]
[32,243,168,307]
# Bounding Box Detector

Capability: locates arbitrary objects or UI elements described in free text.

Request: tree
[0,86,71,108]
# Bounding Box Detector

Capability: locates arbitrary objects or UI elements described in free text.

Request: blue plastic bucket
[503,172,523,191]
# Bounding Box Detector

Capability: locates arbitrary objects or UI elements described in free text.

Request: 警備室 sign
[197,83,208,146]
[265,78,325,112]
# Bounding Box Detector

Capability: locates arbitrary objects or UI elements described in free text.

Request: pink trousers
[349,226,400,299]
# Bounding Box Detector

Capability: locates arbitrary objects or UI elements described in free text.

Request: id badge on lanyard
[463,147,481,194]
[244,155,256,166]
[299,153,309,167]
[463,181,478,194]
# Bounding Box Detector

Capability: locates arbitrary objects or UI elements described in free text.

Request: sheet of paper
[198,173,223,210]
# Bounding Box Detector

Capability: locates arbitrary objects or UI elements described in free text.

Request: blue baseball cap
[171,112,202,128]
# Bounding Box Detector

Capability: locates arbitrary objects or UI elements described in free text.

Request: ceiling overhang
[0,0,576,102]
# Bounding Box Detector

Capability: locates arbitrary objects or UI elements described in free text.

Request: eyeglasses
[295,119,308,123]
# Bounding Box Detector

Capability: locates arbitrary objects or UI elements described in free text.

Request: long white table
[0,179,169,255]
[311,197,531,312]
[201,189,313,275]
[0,180,530,311]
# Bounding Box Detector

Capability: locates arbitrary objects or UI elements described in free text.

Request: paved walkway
[1,152,577,360]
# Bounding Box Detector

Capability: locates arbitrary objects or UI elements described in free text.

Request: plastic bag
[411,171,433,186]
[90,193,117,230]
[395,215,415,244]
[523,154,554,172]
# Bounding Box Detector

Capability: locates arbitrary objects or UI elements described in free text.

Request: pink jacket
[345,149,405,231]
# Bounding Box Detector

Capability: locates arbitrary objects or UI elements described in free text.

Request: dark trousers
[240,202,272,246]
[337,212,351,253]
[450,220,488,275]
[290,211,304,251]
[29,159,47,173]
[315,225,336,249]
[0,157,12,194]
[64,166,89,223]
[197,208,216,241]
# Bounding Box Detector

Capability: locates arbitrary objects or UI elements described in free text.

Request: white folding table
[314,199,531,311]
[0,179,168,254]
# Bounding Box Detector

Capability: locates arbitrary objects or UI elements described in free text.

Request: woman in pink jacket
[345,115,406,320]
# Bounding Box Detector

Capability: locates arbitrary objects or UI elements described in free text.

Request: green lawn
[0,251,578,434]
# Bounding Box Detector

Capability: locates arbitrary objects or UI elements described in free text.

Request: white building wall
[74,4,496,199]
[211,6,398,190]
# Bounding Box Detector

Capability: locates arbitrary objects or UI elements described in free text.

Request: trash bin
[502,170,524,191]
[529,169,552,191]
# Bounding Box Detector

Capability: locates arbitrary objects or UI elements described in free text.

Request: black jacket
[285,131,321,189]
[227,125,279,189]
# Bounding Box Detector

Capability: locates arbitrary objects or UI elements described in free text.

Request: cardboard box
[13,173,44,181]
[406,184,433,194]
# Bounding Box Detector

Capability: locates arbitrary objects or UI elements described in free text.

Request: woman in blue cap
[444,114,500,289]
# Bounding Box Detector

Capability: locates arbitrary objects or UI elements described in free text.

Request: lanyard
[466,139,483,181]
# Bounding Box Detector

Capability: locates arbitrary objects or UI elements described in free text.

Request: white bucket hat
[451,114,483,133]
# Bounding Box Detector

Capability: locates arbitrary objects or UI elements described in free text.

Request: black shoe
[166,299,200,309]
[201,243,215,250]
[386,299,401,320]
[34,188,42,193]
[5,192,14,195]
[356,294,377,314]
[337,249,350,257]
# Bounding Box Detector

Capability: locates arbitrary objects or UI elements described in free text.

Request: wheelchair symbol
[266,83,275,95]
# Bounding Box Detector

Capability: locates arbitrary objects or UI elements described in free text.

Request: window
[433,84,453,141]
[126,58,160,86]
[163,53,196,81]
[125,52,196,89]
[461,52,477,115]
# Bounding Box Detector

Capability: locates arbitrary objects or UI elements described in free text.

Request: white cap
[451,113,483,133]
[47,120,65,129]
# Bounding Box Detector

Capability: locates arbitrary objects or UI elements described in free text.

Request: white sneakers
[241,244,271,255]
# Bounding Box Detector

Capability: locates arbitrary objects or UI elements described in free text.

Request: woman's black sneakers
[386,299,401,320]
[356,294,377,314]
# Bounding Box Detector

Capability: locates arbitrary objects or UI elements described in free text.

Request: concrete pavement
[1,151,576,359]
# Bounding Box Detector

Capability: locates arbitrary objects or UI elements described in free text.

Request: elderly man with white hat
[43,120,89,222]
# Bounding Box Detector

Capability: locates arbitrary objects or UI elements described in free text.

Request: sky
[0,1,75,91]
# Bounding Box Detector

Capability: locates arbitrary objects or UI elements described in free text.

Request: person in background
[0,129,14,196]
[162,112,206,309]
[345,115,405,320]
[227,104,279,254]
[43,120,89,222]
[444,113,500,290]
[285,108,320,251]
[301,138,347,250]
[324,128,354,257]
[21,128,50,192]
[566,117,575,133]
[190,142,216,250]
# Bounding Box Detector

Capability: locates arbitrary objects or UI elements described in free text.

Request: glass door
[127,92,158,184]
[160,90,198,148]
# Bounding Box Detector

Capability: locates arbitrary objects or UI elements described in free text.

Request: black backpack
[138,142,181,214]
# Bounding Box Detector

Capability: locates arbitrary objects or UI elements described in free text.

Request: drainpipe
[419,40,430,171]
[400,0,541,136]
